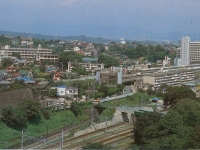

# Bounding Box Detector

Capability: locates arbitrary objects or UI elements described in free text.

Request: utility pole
[105,116,107,132]
[21,130,23,149]
[66,117,67,132]
[91,107,93,124]
[140,95,143,108]
[114,84,116,105]
[46,125,48,142]
[76,82,78,101]
[87,83,89,101]
[61,130,63,149]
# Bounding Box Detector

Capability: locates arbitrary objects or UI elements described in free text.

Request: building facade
[181,36,190,66]
[0,45,59,62]
[190,41,200,64]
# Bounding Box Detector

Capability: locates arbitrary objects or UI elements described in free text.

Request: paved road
[100,93,134,103]
[59,76,96,82]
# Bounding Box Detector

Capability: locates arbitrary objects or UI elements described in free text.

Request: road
[58,75,96,82]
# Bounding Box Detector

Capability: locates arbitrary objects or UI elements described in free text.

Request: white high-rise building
[181,36,190,66]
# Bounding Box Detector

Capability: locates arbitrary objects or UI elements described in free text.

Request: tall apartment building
[181,36,190,66]
[190,41,200,64]
[178,36,200,66]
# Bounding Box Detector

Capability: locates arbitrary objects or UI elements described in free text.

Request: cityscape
[0,0,200,149]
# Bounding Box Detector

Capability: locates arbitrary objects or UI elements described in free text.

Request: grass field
[103,92,150,107]
[0,109,89,149]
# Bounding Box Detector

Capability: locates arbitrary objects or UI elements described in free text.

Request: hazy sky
[0,0,200,40]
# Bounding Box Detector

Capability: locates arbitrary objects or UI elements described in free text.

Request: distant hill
[0,30,118,43]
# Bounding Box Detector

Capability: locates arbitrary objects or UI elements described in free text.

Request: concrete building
[143,69,194,89]
[178,36,200,65]
[0,45,59,62]
[79,63,104,72]
[74,47,80,52]
[56,84,78,100]
[181,36,190,66]
[190,41,200,64]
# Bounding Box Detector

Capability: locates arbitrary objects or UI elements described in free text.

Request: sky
[0,0,200,41]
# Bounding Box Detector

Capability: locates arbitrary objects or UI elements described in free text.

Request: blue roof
[58,84,66,88]
[152,97,159,101]
[17,77,34,81]
[82,57,98,62]
[46,68,54,71]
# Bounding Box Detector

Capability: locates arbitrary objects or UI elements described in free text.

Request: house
[17,76,36,85]
[12,72,20,79]
[74,47,80,52]
[56,84,78,100]
[14,59,27,66]
[57,85,66,100]
[53,72,62,80]
[6,65,17,72]
[0,81,11,89]
[66,86,78,99]
[86,43,95,51]
[0,71,10,81]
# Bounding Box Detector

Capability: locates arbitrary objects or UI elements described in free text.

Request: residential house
[6,65,17,73]
[0,71,10,81]
[17,76,36,85]
[0,81,11,89]
[66,86,78,99]
[56,84,78,100]
[86,43,95,51]
[53,72,62,80]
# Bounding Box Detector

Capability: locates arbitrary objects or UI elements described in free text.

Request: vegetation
[103,92,149,107]
[0,104,91,149]
[98,54,120,67]
[1,58,13,68]
[163,86,196,106]
[1,100,42,129]
[134,98,200,149]
[58,51,82,69]
[11,52,21,59]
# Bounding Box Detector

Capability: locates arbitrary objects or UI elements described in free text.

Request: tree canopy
[134,99,200,149]
[98,54,120,68]
[163,86,196,106]
[58,51,82,69]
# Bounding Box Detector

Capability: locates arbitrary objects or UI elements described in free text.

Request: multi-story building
[181,36,190,66]
[143,69,195,89]
[0,45,59,62]
[190,41,200,64]
[176,36,200,65]
[79,63,104,72]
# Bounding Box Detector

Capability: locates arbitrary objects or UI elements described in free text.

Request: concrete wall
[143,76,155,85]
[74,109,124,137]
[74,119,123,137]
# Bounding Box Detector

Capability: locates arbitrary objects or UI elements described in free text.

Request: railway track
[41,122,128,149]
[64,126,133,149]
[24,119,90,149]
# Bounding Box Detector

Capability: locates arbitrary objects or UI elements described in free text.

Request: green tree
[18,100,41,121]
[98,54,120,68]
[1,58,12,68]
[134,112,162,145]
[58,51,82,69]
[163,86,196,106]
[171,99,200,127]
[70,102,82,116]
[11,52,21,59]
